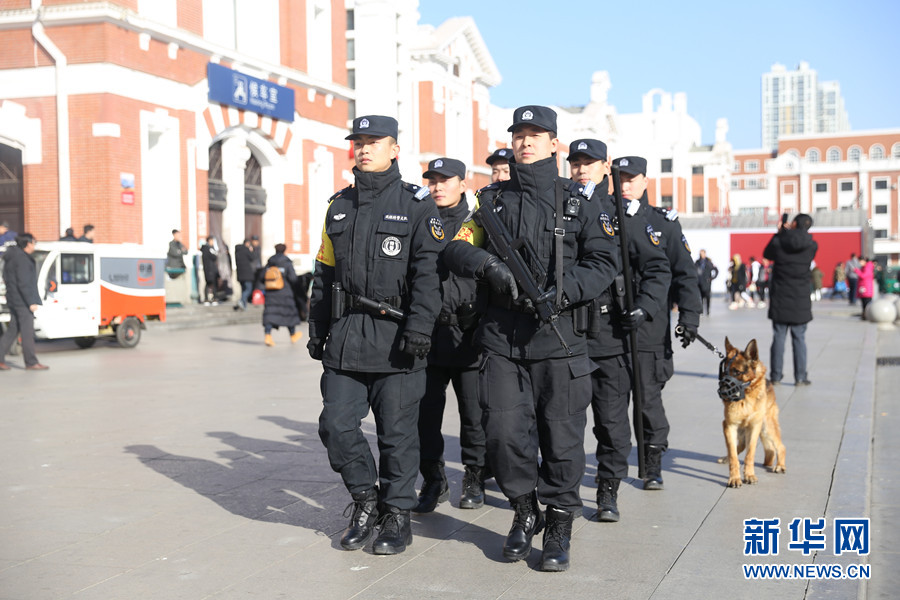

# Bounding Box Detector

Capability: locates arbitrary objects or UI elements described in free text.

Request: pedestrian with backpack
[262,243,302,346]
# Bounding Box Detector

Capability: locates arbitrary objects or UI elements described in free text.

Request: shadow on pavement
[125,416,504,559]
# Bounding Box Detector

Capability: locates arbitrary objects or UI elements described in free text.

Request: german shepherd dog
[716,338,786,487]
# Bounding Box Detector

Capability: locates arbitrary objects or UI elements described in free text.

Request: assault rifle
[474,194,573,356]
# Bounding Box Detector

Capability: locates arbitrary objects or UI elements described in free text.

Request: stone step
[149,303,266,331]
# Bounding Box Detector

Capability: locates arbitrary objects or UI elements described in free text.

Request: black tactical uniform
[444,106,620,571]
[586,183,671,519]
[414,157,487,513]
[309,115,443,555]
[613,156,703,492]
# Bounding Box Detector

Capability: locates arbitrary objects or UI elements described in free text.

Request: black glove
[477,255,518,300]
[621,307,647,331]
[539,286,570,310]
[675,323,697,348]
[307,337,325,360]
[398,330,431,359]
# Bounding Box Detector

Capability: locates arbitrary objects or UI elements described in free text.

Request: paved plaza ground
[0,296,896,599]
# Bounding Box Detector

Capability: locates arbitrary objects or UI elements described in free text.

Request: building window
[730,179,741,190]
[874,179,888,190]
[661,159,673,173]
[692,196,704,212]
[840,181,854,192]
[827,147,841,162]
[747,179,759,189]
[848,146,862,161]
[806,148,820,162]
[892,143,900,159]
[874,229,888,239]
[661,195,673,209]
[870,144,885,160]
[692,165,704,175]
[746,160,759,172]
[814,182,827,193]
[346,38,355,61]
[733,160,740,172]
[875,205,888,214]
[346,9,354,30]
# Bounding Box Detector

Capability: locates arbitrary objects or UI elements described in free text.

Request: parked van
[1,242,166,348]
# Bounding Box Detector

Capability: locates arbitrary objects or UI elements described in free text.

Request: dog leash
[675,325,725,359]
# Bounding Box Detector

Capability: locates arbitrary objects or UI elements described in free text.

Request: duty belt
[490,294,574,316]
[345,292,402,311]
[437,310,459,326]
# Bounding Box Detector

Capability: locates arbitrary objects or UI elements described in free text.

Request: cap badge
[499,149,508,156]
[620,158,629,166]
[434,159,443,168]
[577,142,588,150]
[359,118,370,129]
[522,110,534,120]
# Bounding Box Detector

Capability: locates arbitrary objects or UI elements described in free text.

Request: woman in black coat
[262,244,302,346]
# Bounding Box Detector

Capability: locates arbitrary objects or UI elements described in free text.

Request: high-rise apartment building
[762,62,850,151]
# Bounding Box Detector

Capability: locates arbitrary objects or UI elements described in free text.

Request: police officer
[444,106,619,571]
[567,140,671,522]
[486,147,512,183]
[414,157,488,513]
[612,156,702,491]
[308,115,444,555]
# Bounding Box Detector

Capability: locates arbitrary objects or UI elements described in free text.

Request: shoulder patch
[646,224,660,246]
[681,234,691,253]
[329,186,352,202]
[599,212,616,238]
[402,181,431,200]
[428,216,445,242]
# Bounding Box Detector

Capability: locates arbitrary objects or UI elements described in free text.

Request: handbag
[251,289,265,305]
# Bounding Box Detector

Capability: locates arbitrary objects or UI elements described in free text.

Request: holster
[572,304,588,336]
[331,282,345,323]
[455,301,480,330]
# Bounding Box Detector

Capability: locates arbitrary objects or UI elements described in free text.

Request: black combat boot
[413,461,449,513]
[372,506,412,555]
[643,445,665,490]
[459,465,485,509]
[596,478,620,522]
[540,506,574,572]
[340,489,379,550]
[502,491,544,561]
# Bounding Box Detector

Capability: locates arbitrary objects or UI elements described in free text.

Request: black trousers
[591,350,671,480]
[318,367,424,510]
[479,352,594,511]
[0,307,38,367]
[418,364,485,472]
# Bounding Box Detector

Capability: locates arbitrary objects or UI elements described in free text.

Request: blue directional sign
[207,63,295,122]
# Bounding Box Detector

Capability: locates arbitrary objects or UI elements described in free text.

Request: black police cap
[613,156,647,176]
[567,139,608,162]
[346,115,399,141]
[486,147,513,165]
[507,105,557,135]
[423,157,466,180]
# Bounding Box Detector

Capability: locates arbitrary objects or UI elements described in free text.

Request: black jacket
[636,199,702,352]
[234,244,255,282]
[262,252,300,328]
[764,227,818,324]
[201,244,219,283]
[166,240,187,270]
[308,160,443,372]
[588,187,671,358]
[2,245,41,310]
[429,197,481,368]
[443,156,620,361]
[695,257,718,294]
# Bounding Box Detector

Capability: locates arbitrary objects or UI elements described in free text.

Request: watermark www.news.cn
[742,517,870,580]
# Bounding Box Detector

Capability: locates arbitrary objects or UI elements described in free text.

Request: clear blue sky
[417,0,900,150]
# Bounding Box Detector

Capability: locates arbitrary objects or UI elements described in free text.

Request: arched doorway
[0,143,24,233]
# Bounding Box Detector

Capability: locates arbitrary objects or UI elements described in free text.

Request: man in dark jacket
[0,234,48,370]
[166,229,187,278]
[233,238,255,310]
[308,115,443,556]
[695,249,718,315]
[413,157,488,514]
[200,236,219,305]
[764,214,817,386]
[444,107,620,571]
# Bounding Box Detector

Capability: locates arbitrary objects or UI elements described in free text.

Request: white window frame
[848,146,862,161]
[745,160,759,173]
[805,148,820,162]
[826,146,841,162]
[870,144,885,160]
